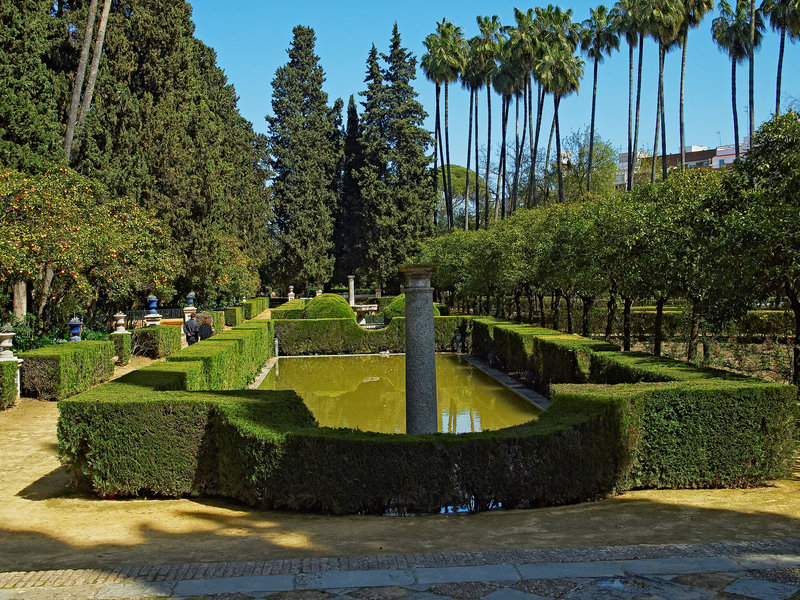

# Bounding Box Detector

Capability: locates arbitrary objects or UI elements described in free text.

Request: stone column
[348,275,355,307]
[399,264,438,435]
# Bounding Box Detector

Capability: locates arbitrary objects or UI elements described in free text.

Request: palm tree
[421,33,448,225]
[581,5,619,192]
[461,38,484,230]
[492,37,516,219]
[677,0,715,170]
[511,8,538,208]
[539,47,584,203]
[476,16,502,225]
[712,0,763,159]
[761,0,800,114]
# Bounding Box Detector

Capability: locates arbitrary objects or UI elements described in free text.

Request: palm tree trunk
[588,56,599,192]
[76,0,112,134]
[519,85,528,205]
[749,0,756,141]
[485,86,492,226]
[437,87,450,226]
[627,42,635,190]
[651,45,662,184]
[545,114,556,202]
[64,0,99,161]
[660,44,667,181]
[527,74,535,208]
[499,96,510,218]
[555,95,564,204]
[444,82,454,229]
[474,88,481,229]
[532,85,545,206]
[432,85,440,206]
[632,35,644,189]
[732,59,740,159]
[465,86,474,231]
[680,35,687,171]
[776,27,785,115]
[512,90,521,213]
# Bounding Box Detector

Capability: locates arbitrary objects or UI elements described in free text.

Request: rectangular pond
[258,353,541,434]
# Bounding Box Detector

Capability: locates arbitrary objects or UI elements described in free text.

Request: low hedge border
[211,310,225,335]
[224,306,244,327]
[110,332,131,366]
[132,325,182,358]
[242,297,269,320]
[1,361,18,409]
[57,315,797,514]
[20,341,114,400]
[269,298,307,320]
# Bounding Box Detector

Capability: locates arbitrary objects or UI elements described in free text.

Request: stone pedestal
[145,294,162,326]
[0,332,23,398]
[113,312,128,333]
[68,318,82,342]
[399,264,438,435]
[315,287,322,297]
[348,276,355,307]
[288,286,295,301]
[183,306,197,323]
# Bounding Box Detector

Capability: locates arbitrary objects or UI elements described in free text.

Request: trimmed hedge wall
[132,325,182,358]
[303,293,355,319]
[1,361,18,409]
[242,297,269,320]
[224,306,244,327]
[268,298,307,320]
[273,316,470,355]
[382,294,440,324]
[110,332,131,366]
[20,341,114,400]
[57,314,797,513]
[211,310,225,335]
[364,296,396,312]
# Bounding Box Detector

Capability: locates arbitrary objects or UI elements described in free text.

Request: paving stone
[723,577,800,600]
[734,557,800,571]
[512,579,578,598]
[481,589,551,600]
[618,557,740,576]
[561,576,716,600]
[429,581,503,599]
[262,591,335,600]
[349,585,416,599]
[174,576,295,596]
[183,593,260,600]
[672,572,739,591]
[97,581,176,598]
[296,570,414,590]
[415,565,520,585]
[0,585,102,600]
[404,593,455,600]
[746,570,800,587]
[517,562,623,580]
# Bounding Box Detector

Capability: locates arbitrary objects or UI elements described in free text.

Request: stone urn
[0,327,16,360]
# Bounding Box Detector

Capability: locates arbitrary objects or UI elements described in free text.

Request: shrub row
[241,297,270,320]
[224,306,244,327]
[364,296,396,311]
[132,324,182,358]
[268,298,307,320]
[110,332,131,366]
[20,341,115,400]
[211,310,226,335]
[1,361,18,409]
[272,316,470,355]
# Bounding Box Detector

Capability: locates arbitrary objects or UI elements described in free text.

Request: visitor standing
[184,313,200,345]
[199,315,213,340]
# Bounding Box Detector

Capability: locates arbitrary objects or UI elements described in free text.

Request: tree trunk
[64,0,99,161]
[627,42,635,190]
[544,113,556,202]
[538,293,546,327]
[12,281,27,319]
[554,96,564,203]
[632,36,644,190]
[654,296,665,357]
[786,285,800,387]
[35,265,55,330]
[651,44,663,184]
[514,289,521,322]
[444,81,453,229]
[687,298,700,361]
[565,293,573,334]
[580,295,594,337]
[679,35,687,171]
[588,56,599,192]
[436,85,450,228]
[660,44,668,181]
[485,86,492,226]
[527,75,535,208]
[552,291,562,331]
[432,84,440,202]
[749,0,755,142]
[465,86,474,231]
[474,88,480,230]
[525,286,534,323]
[623,295,633,351]
[776,27,785,115]
[732,59,740,159]
[532,85,545,205]
[605,282,617,341]
[76,0,112,135]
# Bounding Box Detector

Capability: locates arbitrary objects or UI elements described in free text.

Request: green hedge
[211,310,225,335]
[1,361,18,409]
[365,296,396,311]
[20,341,114,400]
[110,332,131,366]
[382,294,440,324]
[224,306,244,327]
[273,316,470,355]
[268,298,307,320]
[303,293,355,319]
[241,297,269,320]
[434,302,450,316]
[132,325,182,358]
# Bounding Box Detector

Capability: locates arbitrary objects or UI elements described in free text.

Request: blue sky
[189,0,800,166]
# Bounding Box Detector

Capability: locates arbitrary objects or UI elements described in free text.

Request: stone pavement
[1,539,798,600]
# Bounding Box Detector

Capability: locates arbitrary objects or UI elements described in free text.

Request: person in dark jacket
[184,313,200,345]
[199,315,213,340]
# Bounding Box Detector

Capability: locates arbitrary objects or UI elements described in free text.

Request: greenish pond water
[258,354,541,434]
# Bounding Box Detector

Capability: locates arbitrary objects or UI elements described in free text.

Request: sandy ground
[1,393,798,574]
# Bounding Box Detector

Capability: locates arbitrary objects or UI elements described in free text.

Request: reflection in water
[259,354,540,434]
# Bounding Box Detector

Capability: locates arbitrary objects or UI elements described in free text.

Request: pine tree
[333,95,364,284]
[266,25,340,292]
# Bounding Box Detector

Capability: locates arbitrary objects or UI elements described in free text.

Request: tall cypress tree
[357,26,433,289]
[266,25,339,292]
[333,95,363,283]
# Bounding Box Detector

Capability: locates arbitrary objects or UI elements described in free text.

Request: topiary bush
[20,341,115,400]
[224,306,244,327]
[302,293,355,320]
[383,294,440,324]
[110,332,131,366]
[1,361,18,409]
[132,325,182,358]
